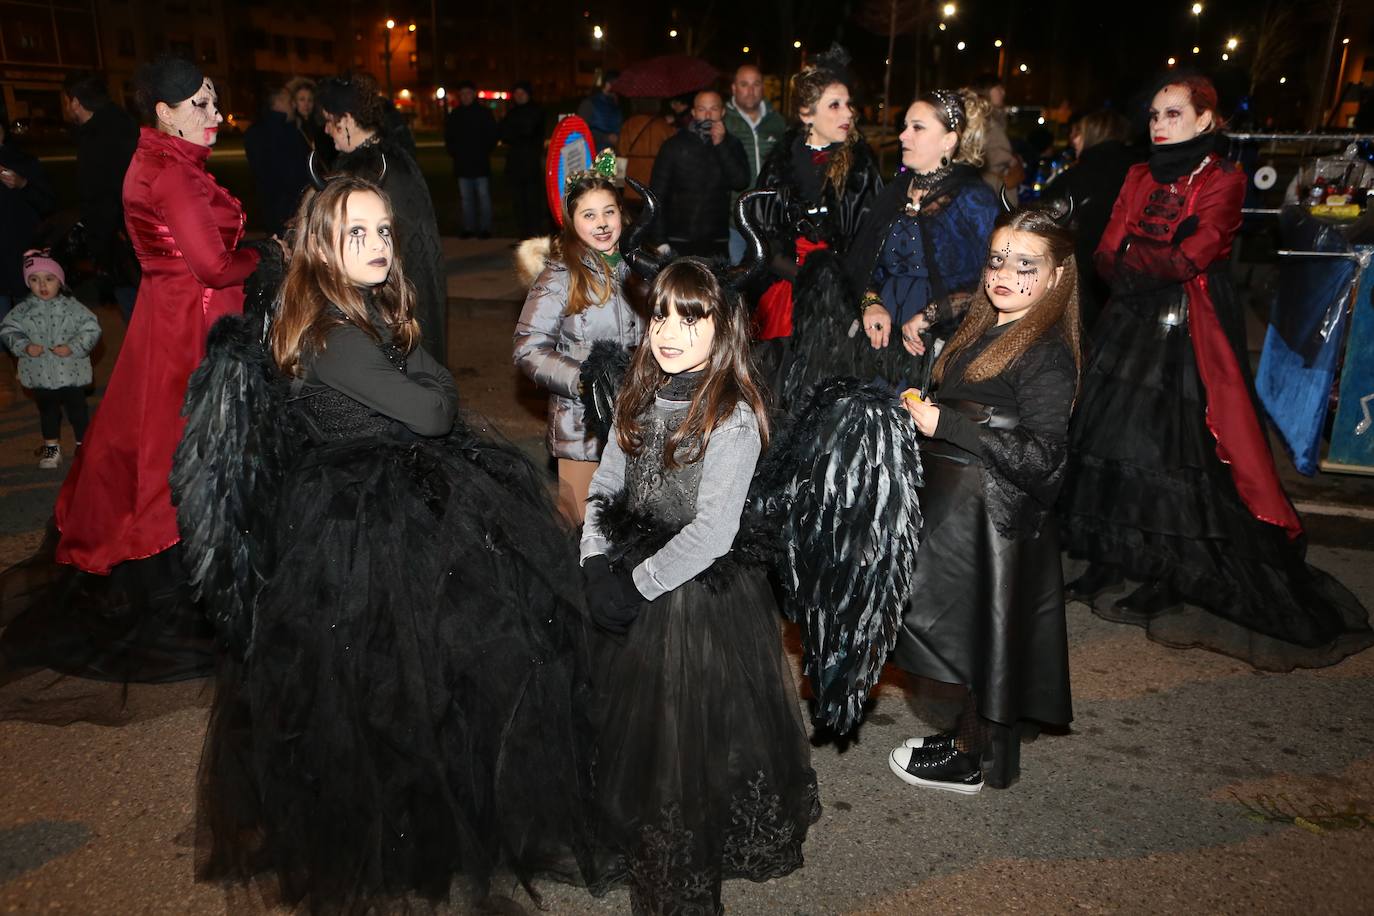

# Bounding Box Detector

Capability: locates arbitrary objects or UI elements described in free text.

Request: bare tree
[1248,1,1300,99]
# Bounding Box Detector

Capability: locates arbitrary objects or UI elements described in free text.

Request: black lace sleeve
[976,342,1076,507]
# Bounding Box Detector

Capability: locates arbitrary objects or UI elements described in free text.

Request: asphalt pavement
[1,239,1372,915]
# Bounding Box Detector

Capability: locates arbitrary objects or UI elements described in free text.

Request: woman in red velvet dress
[1059,76,1371,670]
[1,57,262,684]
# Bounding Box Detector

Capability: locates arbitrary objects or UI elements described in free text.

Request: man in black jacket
[648,90,749,259]
[0,116,57,318]
[443,81,498,239]
[243,86,312,237]
[500,81,547,239]
[62,72,139,318]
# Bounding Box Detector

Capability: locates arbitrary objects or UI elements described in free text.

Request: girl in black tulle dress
[580,259,819,914]
[192,177,593,913]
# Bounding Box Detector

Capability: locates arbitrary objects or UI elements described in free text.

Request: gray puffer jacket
[0,292,101,390]
[514,254,640,460]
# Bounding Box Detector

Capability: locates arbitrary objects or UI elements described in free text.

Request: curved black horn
[1055,192,1074,226]
[377,152,387,186]
[998,183,1015,214]
[622,177,668,282]
[307,151,327,190]
[725,188,777,292]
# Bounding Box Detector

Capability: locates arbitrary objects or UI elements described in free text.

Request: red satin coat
[55,128,259,574]
[1095,156,1301,539]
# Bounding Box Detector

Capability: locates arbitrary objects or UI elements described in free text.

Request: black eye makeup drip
[348,229,365,257]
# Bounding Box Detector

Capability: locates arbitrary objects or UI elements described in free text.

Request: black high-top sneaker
[901,731,955,751]
[888,743,984,795]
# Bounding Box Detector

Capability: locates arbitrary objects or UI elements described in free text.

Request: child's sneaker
[37,444,61,469]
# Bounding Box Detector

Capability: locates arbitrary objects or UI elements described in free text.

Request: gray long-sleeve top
[580,400,761,600]
[307,323,458,437]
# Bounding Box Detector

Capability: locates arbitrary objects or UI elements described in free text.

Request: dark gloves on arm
[583,555,645,634]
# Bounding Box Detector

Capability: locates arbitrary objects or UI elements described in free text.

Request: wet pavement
[1,240,1372,914]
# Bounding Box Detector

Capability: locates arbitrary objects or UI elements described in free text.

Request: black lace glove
[1172,215,1199,244]
[583,555,645,634]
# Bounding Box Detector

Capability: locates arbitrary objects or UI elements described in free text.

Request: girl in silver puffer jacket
[514,175,641,521]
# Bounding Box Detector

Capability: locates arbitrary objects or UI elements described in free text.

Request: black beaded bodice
[293,337,408,441]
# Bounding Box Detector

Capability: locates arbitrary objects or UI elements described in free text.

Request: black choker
[908,163,952,191]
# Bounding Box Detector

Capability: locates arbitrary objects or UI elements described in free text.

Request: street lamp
[1221,52,1229,61]
[1192,45,1200,54]
[1191,3,1202,15]
[593,24,604,40]
[956,41,966,51]
[1019,63,1028,73]
[385,18,395,29]
[994,39,1003,47]
[793,39,802,49]
[1226,37,1238,50]
[942,2,956,16]
[407,23,416,32]
[669,28,678,38]
[742,45,750,53]
[1167,57,1177,66]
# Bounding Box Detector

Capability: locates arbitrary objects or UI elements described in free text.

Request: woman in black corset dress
[1059,76,1370,670]
[888,205,1081,793]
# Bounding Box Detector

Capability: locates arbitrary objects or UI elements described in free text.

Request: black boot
[1064,563,1122,602]
[1111,579,1181,621]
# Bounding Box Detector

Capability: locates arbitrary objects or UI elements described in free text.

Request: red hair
[1166,75,1224,130]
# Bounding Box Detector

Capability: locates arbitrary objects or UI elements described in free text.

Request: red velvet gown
[1061,154,1371,669]
[56,127,259,574]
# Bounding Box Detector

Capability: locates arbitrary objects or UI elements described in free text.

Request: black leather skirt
[891,401,1073,730]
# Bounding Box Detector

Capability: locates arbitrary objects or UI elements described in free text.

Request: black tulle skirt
[197,428,596,913]
[893,449,1072,784]
[588,566,820,916]
[1060,275,1372,670]
[1,538,214,697]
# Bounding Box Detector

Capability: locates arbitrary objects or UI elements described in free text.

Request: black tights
[34,387,89,441]
[952,688,1028,789]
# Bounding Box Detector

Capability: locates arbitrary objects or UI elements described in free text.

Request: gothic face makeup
[338,190,394,286]
[158,79,222,147]
[803,83,852,147]
[983,227,1061,324]
[650,300,715,375]
[1148,84,1213,146]
[323,110,367,153]
[570,188,622,253]
[899,101,956,173]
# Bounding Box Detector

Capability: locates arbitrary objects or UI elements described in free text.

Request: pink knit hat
[22,249,65,288]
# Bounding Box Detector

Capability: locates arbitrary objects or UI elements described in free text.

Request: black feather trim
[577,340,632,444]
[589,489,779,594]
[240,239,286,327]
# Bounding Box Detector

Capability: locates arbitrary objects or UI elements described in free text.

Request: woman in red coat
[1059,76,1371,670]
[1,57,260,684]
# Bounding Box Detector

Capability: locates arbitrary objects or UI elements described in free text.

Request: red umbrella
[611,55,719,99]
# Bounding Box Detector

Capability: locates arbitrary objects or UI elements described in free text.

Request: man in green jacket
[723,64,786,263]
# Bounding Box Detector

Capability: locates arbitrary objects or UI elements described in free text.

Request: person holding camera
[648,90,750,259]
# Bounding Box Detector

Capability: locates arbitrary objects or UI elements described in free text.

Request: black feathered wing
[578,339,633,445]
[751,378,924,735]
[169,313,295,656]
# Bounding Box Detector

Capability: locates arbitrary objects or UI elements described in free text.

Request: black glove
[583,555,645,635]
[1172,215,1199,244]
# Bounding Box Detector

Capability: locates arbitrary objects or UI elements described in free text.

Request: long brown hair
[933,208,1083,386]
[555,175,624,316]
[271,176,419,377]
[614,260,769,468]
[791,67,859,196]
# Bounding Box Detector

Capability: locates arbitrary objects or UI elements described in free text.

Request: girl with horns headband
[846,88,1001,394]
[750,44,883,408]
[889,200,1082,793]
[514,150,643,522]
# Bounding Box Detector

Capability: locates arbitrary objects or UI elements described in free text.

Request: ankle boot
[1064,563,1122,602]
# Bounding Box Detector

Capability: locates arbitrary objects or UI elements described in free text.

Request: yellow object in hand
[901,389,924,403]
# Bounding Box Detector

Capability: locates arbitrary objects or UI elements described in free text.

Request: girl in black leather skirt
[889,204,1082,792]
